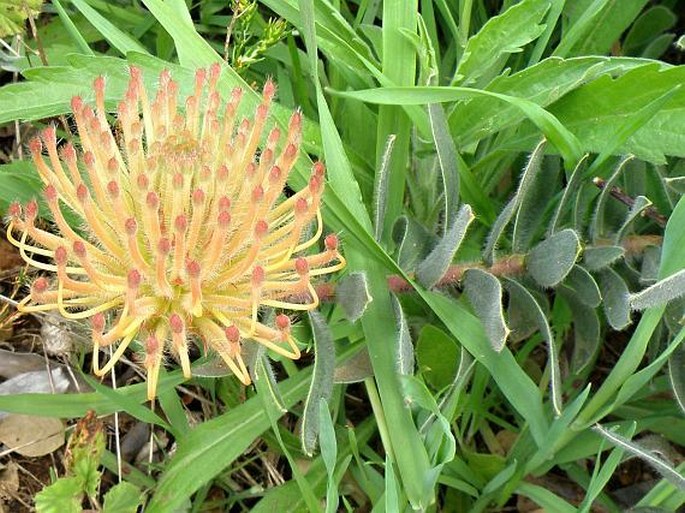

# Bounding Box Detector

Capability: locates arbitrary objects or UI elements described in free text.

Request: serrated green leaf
[34,476,83,513]
[455,0,549,85]
[504,278,562,415]
[522,64,685,164]
[464,269,509,352]
[0,0,41,38]
[417,204,474,288]
[526,229,582,288]
[338,86,583,165]
[335,272,372,322]
[631,268,685,310]
[449,57,651,148]
[583,245,625,271]
[598,268,632,330]
[668,345,685,415]
[102,482,144,513]
[301,312,336,456]
[563,265,601,308]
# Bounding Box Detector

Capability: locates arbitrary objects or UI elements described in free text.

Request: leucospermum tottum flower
[7,64,345,399]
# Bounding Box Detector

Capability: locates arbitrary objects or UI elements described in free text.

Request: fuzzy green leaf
[392,216,436,272]
[392,295,415,376]
[668,345,685,415]
[301,312,336,456]
[631,268,685,311]
[427,103,459,231]
[563,265,601,308]
[504,278,562,415]
[593,424,685,491]
[598,268,632,330]
[526,229,582,288]
[513,152,563,253]
[583,245,625,271]
[563,289,601,373]
[464,269,509,352]
[333,348,373,384]
[417,204,474,288]
[335,272,372,322]
[485,139,546,263]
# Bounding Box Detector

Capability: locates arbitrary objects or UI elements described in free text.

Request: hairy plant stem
[311,233,663,302]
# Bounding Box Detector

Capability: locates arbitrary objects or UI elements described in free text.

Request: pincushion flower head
[7,64,345,399]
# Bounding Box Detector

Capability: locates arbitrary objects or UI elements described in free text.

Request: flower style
[6,64,345,399]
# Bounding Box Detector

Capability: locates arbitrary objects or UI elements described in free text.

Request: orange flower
[7,64,345,399]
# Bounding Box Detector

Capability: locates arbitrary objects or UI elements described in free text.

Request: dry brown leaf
[0,414,64,457]
[0,461,19,500]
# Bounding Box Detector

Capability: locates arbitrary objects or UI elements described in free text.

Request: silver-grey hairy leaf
[598,268,631,330]
[301,312,336,456]
[563,265,601,307]
[582,245,625,271]
[392,294,415,375]
[464,269,509,352]
[417,204,474,288]
[526,229,582,288]
[336,272,372,322]
[631,268,685,311]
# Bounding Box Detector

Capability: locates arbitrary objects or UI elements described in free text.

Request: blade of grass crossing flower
[52,0,94,55]
[0,374,185,418]
[69,0,149,56]
[319,399,339,513]
[297,2,432,507]
[375,0,417,242]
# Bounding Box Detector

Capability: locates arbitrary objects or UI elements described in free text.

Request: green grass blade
[52,0,94,55]
[146,369,312,512]
[68,0,148,56]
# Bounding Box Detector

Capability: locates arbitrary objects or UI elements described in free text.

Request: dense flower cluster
[7,64,344,399]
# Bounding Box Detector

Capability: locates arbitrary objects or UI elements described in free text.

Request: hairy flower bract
[7,64,345,399]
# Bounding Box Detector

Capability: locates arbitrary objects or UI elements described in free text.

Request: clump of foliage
[0,1,684,512]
